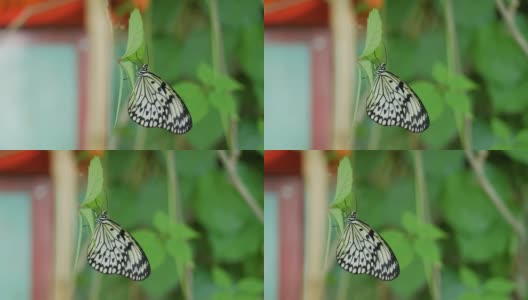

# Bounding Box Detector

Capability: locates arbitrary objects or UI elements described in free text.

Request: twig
[464,144,527,299]
[217,150,263,223]
[463,124,526,241]
[496,0,528,57]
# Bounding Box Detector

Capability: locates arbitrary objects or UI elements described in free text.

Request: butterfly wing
[87,218,151,280]
[336,218,400,280]
[366,67,429,133]
[128,69,192,134]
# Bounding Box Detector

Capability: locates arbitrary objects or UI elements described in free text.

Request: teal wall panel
[264,44,311,149]
[0,44,78,149]
[0,192,31,300]
[264,192,278,300]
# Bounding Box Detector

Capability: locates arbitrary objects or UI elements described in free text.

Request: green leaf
[132,229,166,270]
[381,229,413,268]
[212,292,233,300]
[451,73,478,92]
[173,81,209,123]
[332,157,353,205]
[139,255,180,297]
[208,223,262,262]
[459,292,482,300]
[414,237,441,265]
[212,267,232,289]
[491,118,512,140]
[360,9,382,58]
[122,9,144,61]
[80,208,95,234]
[455,225,510,262]
[410,81,444,121]
[186,109,224,149]
[488,80,528,113]
[401,212,420,235]
[153,211,199,240]
[153,211,171,235]
[402,212,446,240]
[483,296,509,300]
[514,130,528,149]
[418,223,447,240]
[210,91,237,119]
[460,267,480,288]
[216,74,243,93]
[120,60,137,85]
[169,223,199,240]
[330,208,344,235]
[484,277,515,294]
[166,237,194,278]
[432,62,449,85]
[237,277,264,294]
[505,148,528,164]
[82,156,103,206]
[197,63,215,85]
[432,62,477,92]
[359,59,374,86]
[445,90,472,115]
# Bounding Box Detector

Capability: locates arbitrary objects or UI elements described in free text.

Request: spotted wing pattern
[366,63,429,133]
[87,211,151,281]
[128,64,192,134]
[336,211,400,280]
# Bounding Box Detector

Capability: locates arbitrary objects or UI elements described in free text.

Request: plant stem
[165,151,193,300]
[413,151,440,300]
[217,150,263,223]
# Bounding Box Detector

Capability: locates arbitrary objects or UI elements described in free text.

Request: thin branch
[464,147,526,241]
[469,156,525,239]
[217,150,263,223]
[496,0,528,57]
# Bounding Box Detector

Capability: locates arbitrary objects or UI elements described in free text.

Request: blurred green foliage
[328,151,527,300]
[75,151,263,299]
[113,0,263,150]
[355,1,528,150]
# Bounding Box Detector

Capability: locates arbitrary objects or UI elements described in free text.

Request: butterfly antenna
[373,49,381,67]
[344,197,352,216]
[104,189,110,212]
[145,43,150,65]
[383,41,388,66]
[94,195,102,214]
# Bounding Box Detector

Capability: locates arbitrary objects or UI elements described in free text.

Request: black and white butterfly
[336,211,400,281]
[366,63,429,133]
[128,64,192,134]
[87,211,151,280]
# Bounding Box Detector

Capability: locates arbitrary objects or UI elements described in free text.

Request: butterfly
[366,63,429,133]
[87,211,151,280]
[336,211,400,281]
[128,64,192,134]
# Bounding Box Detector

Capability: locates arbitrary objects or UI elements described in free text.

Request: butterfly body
[128,64,192,134]
[87,211,151,280]
[336,211,400,281]
[366,63,429,133]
